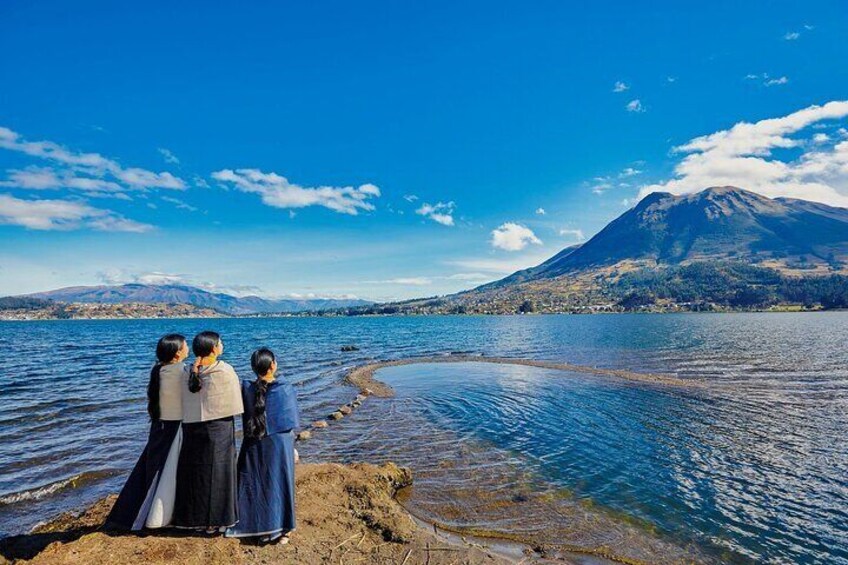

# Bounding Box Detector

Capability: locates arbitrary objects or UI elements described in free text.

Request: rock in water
[328,411,344,420]
[312,420,328,428]
[297,430,312,441]
[339,405,353,415]
[341,345,359,352]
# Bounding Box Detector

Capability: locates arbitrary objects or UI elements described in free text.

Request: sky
[1,1,847,300]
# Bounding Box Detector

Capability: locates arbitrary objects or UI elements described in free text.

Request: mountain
[24,284,371,315]
[342,187,848,315]
[488,186,848,288]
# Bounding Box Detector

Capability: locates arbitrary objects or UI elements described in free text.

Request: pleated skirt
[106,420,182,531]
[171,416,237,529]
[225,430,296,538]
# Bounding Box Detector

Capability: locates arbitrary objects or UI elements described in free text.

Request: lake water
[0,314,846,563]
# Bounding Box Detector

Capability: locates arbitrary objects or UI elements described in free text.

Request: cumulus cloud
[490,222,542,251]
[211,168,380,215]
[0,193,151,232]
[415,201,455,226]
[0,126,186,191]
[613,81,630,93]
[626,99,645,113]
[638,100,848,207]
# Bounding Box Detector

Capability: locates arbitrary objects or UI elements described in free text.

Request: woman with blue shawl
[226,347,300,543]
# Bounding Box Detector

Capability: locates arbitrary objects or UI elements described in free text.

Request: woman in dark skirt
[106,334,189,530]
[226,348,300,543]
[172,331,244,533]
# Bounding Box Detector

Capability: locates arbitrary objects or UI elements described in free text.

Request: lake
[0,314,846,563]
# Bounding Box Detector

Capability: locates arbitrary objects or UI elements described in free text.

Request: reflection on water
[0,314,847,564]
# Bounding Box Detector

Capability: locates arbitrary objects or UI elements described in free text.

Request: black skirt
[171,416,237,528]
[106,419,181,530]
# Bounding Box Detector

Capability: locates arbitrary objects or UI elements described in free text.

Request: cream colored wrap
[181,361,244,423]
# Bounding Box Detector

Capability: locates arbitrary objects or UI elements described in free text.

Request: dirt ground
[0,463,529,565]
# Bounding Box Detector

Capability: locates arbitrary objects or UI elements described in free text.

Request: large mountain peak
[489,187,848,283]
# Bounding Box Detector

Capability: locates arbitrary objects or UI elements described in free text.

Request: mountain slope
[26,284,371,315]
[523,186,848,279]
[342,187,848,315]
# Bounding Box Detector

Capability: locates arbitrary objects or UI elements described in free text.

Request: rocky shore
[0,463,529,565]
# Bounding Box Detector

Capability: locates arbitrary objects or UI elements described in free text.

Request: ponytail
[189,331,221,394]
[246,347,276,439]
[188,365,202,393]
[245,378,269,439]
[147,363,163,421]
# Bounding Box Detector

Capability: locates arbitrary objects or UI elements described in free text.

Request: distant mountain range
[346,187,848,315]
[20,284,371,315]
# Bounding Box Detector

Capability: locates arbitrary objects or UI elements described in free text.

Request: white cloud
[160,195,198,212]
[369,277,433,285]
[403,194,418,202]
[783,31,800,40]
[157,147,180,165]
[626,99,645,113]
[415,201,455,226]
[745,73,789,87]
[666,76,677,83]
[0,126,186,191]
[812,133,830,144]
[0,193,151,232]
[535,207,546,215]
[638,100,848,207]
[558,228,585,241]
[619,167,642,177]
[613,81,629,93]
[211,169,380,215]
[490,222,543,251]
[764,76,789,87]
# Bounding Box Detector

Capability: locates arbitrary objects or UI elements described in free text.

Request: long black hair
[245,348,276,439]
[147,334,186,421]
[188,331,220,393]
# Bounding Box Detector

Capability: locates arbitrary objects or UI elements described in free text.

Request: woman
[172,331,244,533]
[107,333,188,531]
[226,348,299,543]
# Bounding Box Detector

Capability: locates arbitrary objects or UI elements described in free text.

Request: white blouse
[158,362,187,421]
[181,361,244,423]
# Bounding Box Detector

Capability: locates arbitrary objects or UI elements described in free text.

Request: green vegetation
[609,262,848,310]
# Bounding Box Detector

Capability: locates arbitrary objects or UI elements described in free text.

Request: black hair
[189,331,221,393]
[245,348,276,439]
[147,334,186,421]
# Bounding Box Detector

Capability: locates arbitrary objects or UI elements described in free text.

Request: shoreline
[0,463,567,565]
[0,359,698,564]
[345,354,696,394]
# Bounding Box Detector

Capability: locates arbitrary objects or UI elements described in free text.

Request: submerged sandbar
[346,354,694,396]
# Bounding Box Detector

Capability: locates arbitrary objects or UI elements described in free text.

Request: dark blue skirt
[226,430,296,538]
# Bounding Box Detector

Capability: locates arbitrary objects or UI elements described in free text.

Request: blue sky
[1,1,847,300]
